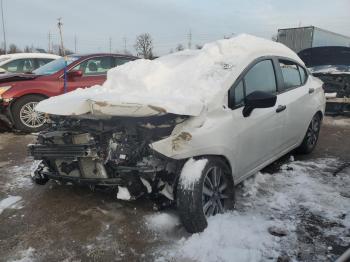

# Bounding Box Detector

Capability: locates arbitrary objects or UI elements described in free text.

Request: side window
[2,59,34,73]
[114,57,133,66]
[72,56,113,76]
[37,58,54,67]
[298,65,307,85]
[279,60,302,90]
[244,60,277,96]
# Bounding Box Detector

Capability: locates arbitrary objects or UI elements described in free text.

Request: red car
[0,53,137,132]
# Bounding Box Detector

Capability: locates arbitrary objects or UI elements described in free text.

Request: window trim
[228,56,278,110]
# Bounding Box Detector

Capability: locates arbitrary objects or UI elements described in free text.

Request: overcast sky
[3,0,350,55]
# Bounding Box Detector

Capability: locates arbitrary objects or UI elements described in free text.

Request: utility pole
[123,37,127,54]
[109,37,112,53]
[57,18,65,56]
[1,0,7,54]
[57,18,67,93]
[74,34,77,53]
[48,31,51,53]
[187,29,192,49]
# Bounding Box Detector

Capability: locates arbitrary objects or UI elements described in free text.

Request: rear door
[228,58,286,179]
[275,59,312,148]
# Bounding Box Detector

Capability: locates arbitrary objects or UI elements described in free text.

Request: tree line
[0,33,203,59]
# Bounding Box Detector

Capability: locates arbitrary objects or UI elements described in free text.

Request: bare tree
[24,45,32,53]
[134,33,153,59]
[271,34,278,42]
[8,43,21,53]
[175,44,184,52]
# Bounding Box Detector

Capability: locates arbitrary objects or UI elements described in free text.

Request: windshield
[33,56,80,75]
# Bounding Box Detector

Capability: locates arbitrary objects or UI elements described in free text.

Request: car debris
[298,46,350,116]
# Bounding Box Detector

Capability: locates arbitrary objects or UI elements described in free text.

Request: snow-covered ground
[146,158,350,262]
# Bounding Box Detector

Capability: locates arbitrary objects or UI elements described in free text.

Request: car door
[275,59,313,148]
[64,56,114,92]
[228,59,286,179]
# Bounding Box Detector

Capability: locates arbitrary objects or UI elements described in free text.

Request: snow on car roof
[0,53,60,60]
[36,34,303,117]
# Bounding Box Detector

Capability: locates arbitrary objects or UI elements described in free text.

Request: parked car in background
[298,46,350,115]
[29,35,325,233]
[0,53,60,74]
[0,53,138,132]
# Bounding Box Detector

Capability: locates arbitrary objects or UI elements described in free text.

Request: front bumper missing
[28,143,96,160]
[42,170,125,186]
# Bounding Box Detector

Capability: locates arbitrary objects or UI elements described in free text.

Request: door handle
[276,105,286,113]
[309,88,315,94]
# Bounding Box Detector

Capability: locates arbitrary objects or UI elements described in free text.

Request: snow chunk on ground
[0,195,22,214]
[154,158,350,262]
[36,34,302,117]
[174,213,278,262]
[179,158,208,190]
[8,247,35,262]
[145,212,181,233]
[117,186,131,200]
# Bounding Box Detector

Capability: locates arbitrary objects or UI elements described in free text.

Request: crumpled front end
[28,114,188,201]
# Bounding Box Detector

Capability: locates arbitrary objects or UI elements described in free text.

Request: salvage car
[298,46,350,115]
[29,34,325,233]
[0,53,137,132]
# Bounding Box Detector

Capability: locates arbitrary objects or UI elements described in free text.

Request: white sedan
[31,34,325,233]
[0,53,60,73]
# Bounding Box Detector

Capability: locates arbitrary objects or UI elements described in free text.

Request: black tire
[11,95,46,133]
[176,157,235,233]
[296,113,322,154]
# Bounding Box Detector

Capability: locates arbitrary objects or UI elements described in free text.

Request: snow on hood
[309,65,350,75]
[36,34,302,117]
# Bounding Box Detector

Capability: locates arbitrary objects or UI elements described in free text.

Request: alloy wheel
[19,102,46,128]
[202,166,230,217]
[306,115,320,148]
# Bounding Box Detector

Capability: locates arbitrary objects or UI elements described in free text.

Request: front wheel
[176,157,235,233]
[11,95,47,133]
[296,113,322,154]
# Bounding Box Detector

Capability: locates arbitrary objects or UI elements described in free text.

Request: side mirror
[243,91,277,117]
[67,70,83,79]
[0,68,7,74]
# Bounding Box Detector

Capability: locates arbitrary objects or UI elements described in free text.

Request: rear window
[279,60,306,90]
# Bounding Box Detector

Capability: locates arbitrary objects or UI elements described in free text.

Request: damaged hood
[36,34,302,117]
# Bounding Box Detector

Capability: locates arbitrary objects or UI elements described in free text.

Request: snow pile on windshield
[36,34,302,117]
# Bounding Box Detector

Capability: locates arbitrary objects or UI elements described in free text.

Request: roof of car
[0,53,61,60]
[69,53,138,59]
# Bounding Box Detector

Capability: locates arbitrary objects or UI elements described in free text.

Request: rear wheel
[296,113,321,154]
[177,157,235,233]
[11,95,46,133]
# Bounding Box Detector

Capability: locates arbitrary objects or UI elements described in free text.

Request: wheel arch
[9,93,48,116]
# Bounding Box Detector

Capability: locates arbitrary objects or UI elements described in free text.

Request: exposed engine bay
[29,114,188,201]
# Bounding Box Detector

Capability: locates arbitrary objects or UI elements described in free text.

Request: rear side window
[244,60,277,96]
[37,58,54,67]
[279,60,308,90]
[114,57,133,66]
